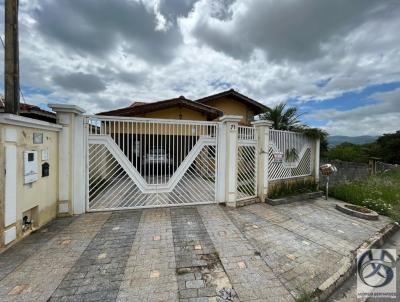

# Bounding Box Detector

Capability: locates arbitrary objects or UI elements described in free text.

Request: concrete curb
[311,221,400,302]
[224,197,261,208]
[266,191,323,206]
[335,204,379,220]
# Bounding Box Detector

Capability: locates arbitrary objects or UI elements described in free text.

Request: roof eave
[97,98,223,120]
[196,90,269,112]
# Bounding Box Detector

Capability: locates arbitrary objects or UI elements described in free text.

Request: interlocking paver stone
[171,207,234,301]
[224,199,391,299]
[0,212,111,302]
[198,205,295,302]
[225,206,343,296]
[49,211,141,302]
[0,216,77,282]
[117,208,178,302]
[0,197,393,302]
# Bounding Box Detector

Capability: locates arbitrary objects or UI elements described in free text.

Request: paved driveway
[0,198,391,302]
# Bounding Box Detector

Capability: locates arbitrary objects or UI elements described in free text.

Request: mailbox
[320,163,337,200]
[42,162,50,177]
[320,164,337,176]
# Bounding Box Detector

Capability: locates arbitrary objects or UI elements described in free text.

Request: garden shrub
[268,179,318,199]
[329,168,400,221]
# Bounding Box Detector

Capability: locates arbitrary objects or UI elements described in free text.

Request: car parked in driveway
[143,148,174,174]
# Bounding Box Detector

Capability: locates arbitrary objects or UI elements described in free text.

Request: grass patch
[268,179,318,199]
[296,294,312,302]
[295,290,313,302]
[329,168,400,221]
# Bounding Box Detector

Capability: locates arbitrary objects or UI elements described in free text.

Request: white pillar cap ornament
[219,115,242,123]
[252,120,273,128]
[48,104,86,115]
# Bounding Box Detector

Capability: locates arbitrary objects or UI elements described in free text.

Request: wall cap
[219,115,242,123]
[0,114,62,132]
[48,104,86,115]
[252,119,274,127]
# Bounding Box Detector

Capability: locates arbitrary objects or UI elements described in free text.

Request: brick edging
[311,222,400,301]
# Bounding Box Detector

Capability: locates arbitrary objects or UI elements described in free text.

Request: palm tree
[260,102,302,130]
[260,102,329,156]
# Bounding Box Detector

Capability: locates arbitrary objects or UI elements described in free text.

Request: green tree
[326,131,400,164]
[260,102,328,155]
[376,131,400,164]
[260,102,302,130]
[300,127,329,157]
[327,142,369,163]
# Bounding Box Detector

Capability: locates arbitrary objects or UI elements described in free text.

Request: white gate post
[252,120,273,202]
[2,128,18,246]
[313,138,320,184]
[48,104,86,215]
[217,115,242,207]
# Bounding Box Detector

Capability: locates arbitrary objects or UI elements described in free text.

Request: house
[196,89,268,125]
[98,89,269,126]
[0,97,56,123]
[98,96,223,121]
[92,89,269,200]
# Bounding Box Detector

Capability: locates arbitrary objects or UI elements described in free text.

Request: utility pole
[4,0,20,114]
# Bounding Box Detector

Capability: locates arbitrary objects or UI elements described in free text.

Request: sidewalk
[328,230,400,302]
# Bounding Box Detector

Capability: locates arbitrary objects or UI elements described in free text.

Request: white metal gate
[237,126,257,200]
[86,116,218,211]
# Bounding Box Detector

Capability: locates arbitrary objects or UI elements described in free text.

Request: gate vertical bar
[313,137,320,185]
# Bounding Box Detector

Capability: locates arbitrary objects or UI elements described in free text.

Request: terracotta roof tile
[0,97,56,121]
[97,96,223,120]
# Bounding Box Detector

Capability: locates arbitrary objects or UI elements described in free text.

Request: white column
[252,120,273,202]
[216,122,226,203]
[314,138,320,183]
[218,115,242,207]
[3,127,17,245]
[48,104,86,215]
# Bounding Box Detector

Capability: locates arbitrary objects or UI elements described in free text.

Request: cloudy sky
[0,0,400,136]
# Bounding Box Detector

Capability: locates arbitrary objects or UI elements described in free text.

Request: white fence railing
[238,126,256,141]
[268,129,313,181]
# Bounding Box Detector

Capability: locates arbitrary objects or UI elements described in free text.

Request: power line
[0,35,26,104]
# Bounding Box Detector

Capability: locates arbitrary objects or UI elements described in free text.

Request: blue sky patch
[209,79,232,90]
[21,85,52,97]
[289,81,400,128]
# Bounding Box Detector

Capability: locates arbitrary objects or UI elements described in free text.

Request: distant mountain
[328,135,378,147]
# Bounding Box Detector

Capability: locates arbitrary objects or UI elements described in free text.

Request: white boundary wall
[0,114,62,248]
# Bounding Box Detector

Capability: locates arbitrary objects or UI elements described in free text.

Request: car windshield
[149,149,165,155]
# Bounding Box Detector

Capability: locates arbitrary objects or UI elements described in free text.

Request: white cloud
[306,88,400,136]
[0,0,398,136]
